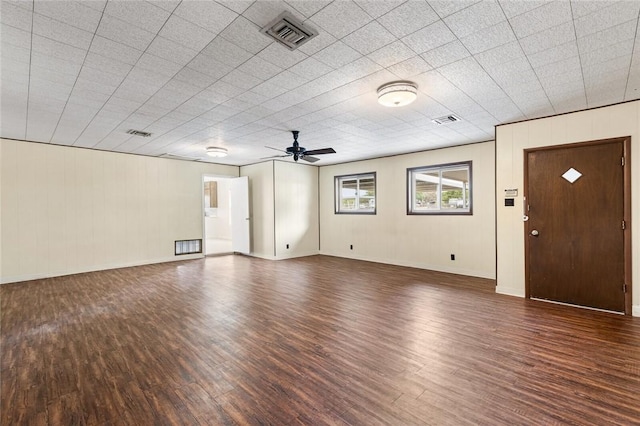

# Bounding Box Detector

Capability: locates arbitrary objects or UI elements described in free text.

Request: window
[335,172,376,214]
[407,162,471,214]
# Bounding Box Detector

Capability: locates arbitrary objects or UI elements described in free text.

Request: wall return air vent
[260,11,318,50]
[432,115,461,125]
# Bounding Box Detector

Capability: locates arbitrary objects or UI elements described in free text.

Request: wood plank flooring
[2,255,640,425]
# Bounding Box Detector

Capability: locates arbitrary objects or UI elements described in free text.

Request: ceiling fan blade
[304,147,336,155]
[265,145,287,153]
[260,154,290,159]
[301,156,320,163]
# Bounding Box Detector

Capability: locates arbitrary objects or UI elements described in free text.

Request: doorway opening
[203,175,250,256]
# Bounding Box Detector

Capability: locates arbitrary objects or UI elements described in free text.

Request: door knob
[530,229,539,236]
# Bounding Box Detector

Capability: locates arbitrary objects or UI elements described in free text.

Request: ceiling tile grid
[0,0,639,166]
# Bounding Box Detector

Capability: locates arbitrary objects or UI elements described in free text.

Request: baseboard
[633,305,640,317]
[318,251,496,280]
[0,254,204,284]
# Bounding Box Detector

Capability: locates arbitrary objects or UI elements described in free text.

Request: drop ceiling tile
[581,39,634,69]
[577,19,637,54]
[343,21,395,55]
[221,69,263,90]
[257,43,308,69]
[288,57,334,80]
[377,1,439,38]
[77,67,124,88]
[401,20,456,54]
[387,56,434,79]
[136,53,185,78]
[527,40,578,68]
[310,1,372,38]
[368,40,417,68]
[352,0,400,18]
[286,0,333,18]
[519,21,575,55]
[200,80,245,102]
[89,36,143,65]
[1,22,31,49]
[73,78,117,97]
[267,70,310,90]
[444,0,505,39]
[145,0,180,13]
[250,81,289,98]
[421,40,470,69]
[159,14,217,51]
[29,63,78,86]
[186,53,234,79]
[219,16,272,54]
[574,1,640,38]
[429,1,481,19]
[97,14,156,51]
[534,55,581,80]
[201,37,253,68]
[313,41,362,69]
[83,52,134,78]
[297,28,337,55]
[146,36,199,65]
[338,56,384,81]
[173,67,218,90]
[238,56,284,80]
[242,1,291,27]
[498,0,547,19]
[103,1,169,34]
[460,21,515,55]
[173,1,237,34]
[33,13,93,50]
[508,1,572,39]
[0,1,32,31]
[31,34,86,64]
[34,0,103,32]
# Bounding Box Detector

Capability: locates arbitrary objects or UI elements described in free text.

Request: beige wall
[0,139,238,283]
[495,101,639,316]
[274,161,319,259]
[319,141,496,279]
[241,160,319,260]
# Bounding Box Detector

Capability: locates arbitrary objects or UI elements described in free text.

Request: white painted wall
[240,161,275,259]
[495,101,639,316]
[319,141,496,279]
[240,160,320,260]
[274,161,319,259]
[0,139,238,283]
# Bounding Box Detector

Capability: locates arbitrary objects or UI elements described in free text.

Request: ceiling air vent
[260,11,318,50]
[126,129,152,137]
[432,115,461,125]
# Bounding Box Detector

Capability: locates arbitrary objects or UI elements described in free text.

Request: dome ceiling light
[377,81,418,107]
[206,147,228,158]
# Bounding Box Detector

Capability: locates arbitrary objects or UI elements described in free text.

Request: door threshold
[530,298,624,315]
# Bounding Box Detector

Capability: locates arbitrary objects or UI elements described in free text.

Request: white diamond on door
[562,168,582,183]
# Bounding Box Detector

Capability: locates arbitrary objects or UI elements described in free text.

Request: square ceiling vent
[432,115,461,125]
[261,11,318,50]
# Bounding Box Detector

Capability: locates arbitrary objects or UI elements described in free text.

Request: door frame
[523,137,632,315]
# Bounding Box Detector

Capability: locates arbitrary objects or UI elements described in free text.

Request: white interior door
[230,176,250,254]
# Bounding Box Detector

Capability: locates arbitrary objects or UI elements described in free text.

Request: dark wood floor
[2,255,640,425]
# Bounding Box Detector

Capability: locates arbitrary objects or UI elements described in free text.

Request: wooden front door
[525,138,630,313]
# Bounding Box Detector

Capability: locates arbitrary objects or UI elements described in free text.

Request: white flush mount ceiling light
[206,147,228,158]
[377,81,418,107]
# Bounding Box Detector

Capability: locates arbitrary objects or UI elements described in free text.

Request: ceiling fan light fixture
[377,81,418,107]
[206,146,228,158]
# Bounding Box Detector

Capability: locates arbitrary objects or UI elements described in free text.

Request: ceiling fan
[263,131,336,163]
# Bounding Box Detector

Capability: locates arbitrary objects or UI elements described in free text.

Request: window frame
[334,172,377,215]
[407,161,472,215]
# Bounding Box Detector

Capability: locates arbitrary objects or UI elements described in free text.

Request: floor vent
[432,115,461,125]
[126,129,152,137]
[175,239,202,255]
[260,11,318,50]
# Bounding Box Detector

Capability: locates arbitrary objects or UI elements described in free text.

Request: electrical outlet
[450,254,455,260]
